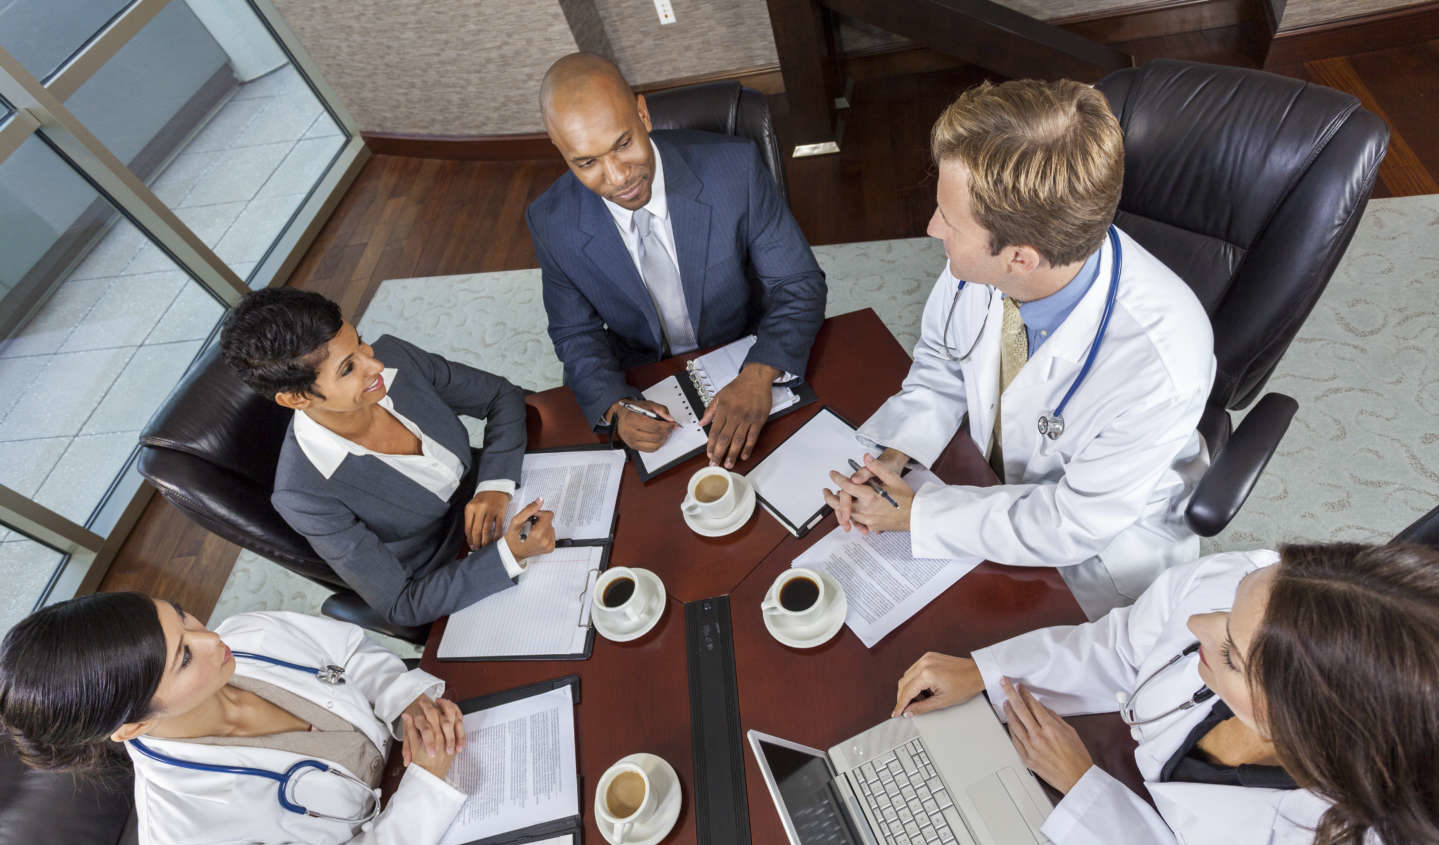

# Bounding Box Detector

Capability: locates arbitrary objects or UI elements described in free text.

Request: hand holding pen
[849,458,899,508]
[503,497,556,560]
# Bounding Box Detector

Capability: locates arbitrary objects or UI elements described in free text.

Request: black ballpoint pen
[848,458,900,508]
[518,514,539,541]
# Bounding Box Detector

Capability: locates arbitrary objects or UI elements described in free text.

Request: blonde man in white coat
[0,593,468,845]
[827,80,1216,619]
[891,542,1439,845]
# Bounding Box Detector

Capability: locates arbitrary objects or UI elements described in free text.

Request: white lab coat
[859,228,1216,616]
[125,611,466,845]
[971,550,1335,845]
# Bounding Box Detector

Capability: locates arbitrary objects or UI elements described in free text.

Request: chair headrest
[138,340,292,490]
[1101,59,1360,253]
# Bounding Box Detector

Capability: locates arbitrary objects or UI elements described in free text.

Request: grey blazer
[271,335,526,626]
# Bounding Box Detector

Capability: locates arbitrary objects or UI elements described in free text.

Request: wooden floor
[100,33,1439,620]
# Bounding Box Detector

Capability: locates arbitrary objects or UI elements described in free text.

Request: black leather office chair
[644,80,787,203]
[1096,60,1390,536]
[136,342,429,644]
[0,736,137,845]
[1396,505,1439,549]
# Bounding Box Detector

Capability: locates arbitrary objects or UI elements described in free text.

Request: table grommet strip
[685,596,751,845]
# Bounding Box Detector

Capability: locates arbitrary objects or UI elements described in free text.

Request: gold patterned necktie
[988,295,1029,481]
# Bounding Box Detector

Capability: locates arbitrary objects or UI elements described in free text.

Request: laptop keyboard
[853,739,971,845]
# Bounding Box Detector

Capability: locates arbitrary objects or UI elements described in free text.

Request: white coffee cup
[593,567,656,632]
[681,466,737,522]
[762,568,828,631]
[595,760,655,843]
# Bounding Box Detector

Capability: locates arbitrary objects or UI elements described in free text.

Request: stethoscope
[128,652,379,823]
[941,226,1122,442]
[1116,642,1217,726]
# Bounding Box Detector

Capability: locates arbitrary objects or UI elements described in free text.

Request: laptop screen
[755,738,864,845]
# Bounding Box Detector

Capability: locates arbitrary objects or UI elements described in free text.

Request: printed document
[504,449,624,541]
[438,686,579,845]
[437,545,603,659]
[791,470,981,647]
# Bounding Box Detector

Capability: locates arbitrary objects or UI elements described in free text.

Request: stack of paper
[790,469,982,647]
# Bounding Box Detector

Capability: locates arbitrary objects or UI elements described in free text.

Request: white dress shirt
[293,368,525,577]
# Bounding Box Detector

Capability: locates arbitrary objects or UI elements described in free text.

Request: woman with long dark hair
[893,543,1439,844]
[0,594,468,844]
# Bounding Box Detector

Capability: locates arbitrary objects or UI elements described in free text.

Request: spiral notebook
[630,336,816,482]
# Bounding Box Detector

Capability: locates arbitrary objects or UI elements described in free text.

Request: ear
[636,93,653,133]
[109,720,153,743]
[1004,245,1044,275]
[274,391,311,411]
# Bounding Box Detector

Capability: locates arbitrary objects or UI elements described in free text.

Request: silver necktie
[634,207,697,355]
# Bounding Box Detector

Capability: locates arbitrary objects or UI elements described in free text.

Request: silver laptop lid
[748,730,868,845]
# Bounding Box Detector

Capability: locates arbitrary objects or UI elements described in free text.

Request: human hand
[465,490,511,548]
[698,363,779,469]
[503,497,556,560]
[830,449,907,532]
[823,452,913,534]
[893,652,985,718]
[402,703,461,781]
[610,399,678,452]
[1001,678,1092,795]
[400,695,465,769]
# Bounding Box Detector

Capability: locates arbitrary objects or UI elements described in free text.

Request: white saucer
[681,472,757,538]
[593,569,667,643]
[763,570,848,649]
[596,752,682,845]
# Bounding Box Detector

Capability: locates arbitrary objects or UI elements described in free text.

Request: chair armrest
[1185,393,1298,537]
[320,590,431,645]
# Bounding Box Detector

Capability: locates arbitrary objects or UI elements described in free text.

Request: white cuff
[474,479,516,497]
[497,534,526,579]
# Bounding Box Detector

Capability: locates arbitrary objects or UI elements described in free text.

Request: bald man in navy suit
[526,54,827,468]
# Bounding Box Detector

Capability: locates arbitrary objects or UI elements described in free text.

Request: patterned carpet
[210,194,1439,650]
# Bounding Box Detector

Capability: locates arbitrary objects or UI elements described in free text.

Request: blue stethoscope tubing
[1116,642,1216,726]
[945,225,1123,442]
[127,652,377,822]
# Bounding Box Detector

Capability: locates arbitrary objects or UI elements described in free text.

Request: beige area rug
[210,195,1439,645]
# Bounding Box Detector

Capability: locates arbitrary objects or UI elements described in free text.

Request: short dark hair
[220,288,342,400]
[1254,542,1439,845]
[0,592,166,772]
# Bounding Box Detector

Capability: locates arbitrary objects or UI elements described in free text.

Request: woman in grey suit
[221,289,555,627]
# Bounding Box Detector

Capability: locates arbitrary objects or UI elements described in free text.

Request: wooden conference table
[394,308,1143,843]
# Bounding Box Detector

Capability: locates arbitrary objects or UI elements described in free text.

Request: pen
[519,514,539,541]
[849,458,900,508]
[618,400,663,421]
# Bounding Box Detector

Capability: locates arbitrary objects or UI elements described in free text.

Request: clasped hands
[610,362,780,468]
[822,449,915,534]
[400,694,465,780]
[892,652,1093,795]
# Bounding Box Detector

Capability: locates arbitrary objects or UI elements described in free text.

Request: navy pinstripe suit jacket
[526,130,827,425]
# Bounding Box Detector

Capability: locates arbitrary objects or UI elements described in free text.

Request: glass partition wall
[0,0,367,631]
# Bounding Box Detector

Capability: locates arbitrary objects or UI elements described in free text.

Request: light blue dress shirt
[1009,248,1102,353]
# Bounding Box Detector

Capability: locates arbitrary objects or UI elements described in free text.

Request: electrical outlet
[653,0,676,25]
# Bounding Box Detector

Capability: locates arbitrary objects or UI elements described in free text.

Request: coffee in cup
[763,567,829,632]
[595,760,655,843]
[779,574,822,612]
[681,466,738,522]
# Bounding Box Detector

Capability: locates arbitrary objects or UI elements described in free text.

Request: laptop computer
[748,696,1054,845]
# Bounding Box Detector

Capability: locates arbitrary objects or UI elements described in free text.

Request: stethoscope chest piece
[316,664,346,685]
[1037,413,1064,440]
